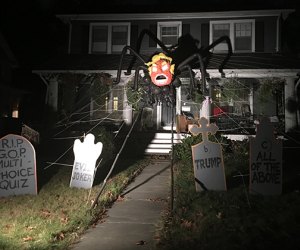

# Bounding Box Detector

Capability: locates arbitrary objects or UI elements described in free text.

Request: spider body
[114,29,232,107]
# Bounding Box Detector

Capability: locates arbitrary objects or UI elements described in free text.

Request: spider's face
[146,53,175,87]
[149,59,173,87]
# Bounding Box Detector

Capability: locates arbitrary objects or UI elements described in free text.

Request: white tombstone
[70,134,103,189]
[249,117,282,195]
[0,134,37,197]
[189,117,227,192]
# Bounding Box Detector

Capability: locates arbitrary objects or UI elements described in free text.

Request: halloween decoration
[113,29,232,107]
[145,53,175,87]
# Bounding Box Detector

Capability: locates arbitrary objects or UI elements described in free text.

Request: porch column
[249,82,254,118]
[48,78,58,111]
[285,77,297,132]
[156,102,162,130]
[176,86,181,115]
[123,86,132,125]
[200,96,211,123]
[90,97,94,119]
[108,87,113,113]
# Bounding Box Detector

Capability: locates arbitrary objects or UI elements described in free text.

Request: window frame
[157,21,182,48]
[89,22,131,54]
[209,19,255,52]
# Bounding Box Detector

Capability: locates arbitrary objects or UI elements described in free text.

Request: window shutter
[201,23,209,48]
[130,25,138,49]
[149,24,157,47]
[255,21,264,52]
[182,24,190,36]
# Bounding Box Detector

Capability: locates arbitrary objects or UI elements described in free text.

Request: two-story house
[32,8,300,133]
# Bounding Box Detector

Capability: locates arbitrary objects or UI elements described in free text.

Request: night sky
[0,0,299,68]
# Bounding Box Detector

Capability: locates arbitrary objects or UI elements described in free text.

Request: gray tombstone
[0,134,37,197]
[249,117,282,195]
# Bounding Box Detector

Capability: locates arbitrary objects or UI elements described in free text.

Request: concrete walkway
[71,160,171,250]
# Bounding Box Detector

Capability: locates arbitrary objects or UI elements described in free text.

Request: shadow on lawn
[35,117,158,191]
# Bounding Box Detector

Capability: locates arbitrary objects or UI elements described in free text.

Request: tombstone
[249,117,282,195]
[189,117,227,192]
[0,134,37,197]
[70,134,103,189]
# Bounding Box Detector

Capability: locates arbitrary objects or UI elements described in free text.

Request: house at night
[32,7,300,134]
[0,30,40,142]
[0,31,25,137]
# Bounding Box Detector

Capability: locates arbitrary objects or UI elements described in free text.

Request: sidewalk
[71,160,171,250]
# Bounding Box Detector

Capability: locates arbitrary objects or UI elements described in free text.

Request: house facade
[33,8,300,133]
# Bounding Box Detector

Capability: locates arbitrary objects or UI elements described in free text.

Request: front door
[161,102,175,127]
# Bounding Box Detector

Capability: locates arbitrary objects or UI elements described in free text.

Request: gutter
[57,9,295,22]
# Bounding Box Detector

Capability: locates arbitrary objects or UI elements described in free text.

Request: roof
[32,53,300,78]
[33,53,300,71]
[58,9,294,22]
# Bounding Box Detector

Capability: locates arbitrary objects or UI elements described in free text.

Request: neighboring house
[0,31,40,143]
[32,8,300,133]
[0,31,23,137]
[0,31,20,118]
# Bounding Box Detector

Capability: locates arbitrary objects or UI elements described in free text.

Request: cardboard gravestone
[250,117,282,195]
[189,117,227,192]
[0,134,37,197]
[70,134,103,189]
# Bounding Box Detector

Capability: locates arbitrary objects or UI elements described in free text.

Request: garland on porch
[125,77,147,111]
[58,73,86,117]
[90,73,112,106]
[257,77,285,103]
[220,77,250,102]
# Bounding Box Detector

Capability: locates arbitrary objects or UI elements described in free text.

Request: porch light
[12,110,19,118]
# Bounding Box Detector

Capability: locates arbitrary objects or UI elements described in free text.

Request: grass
[155,137,300,250]
[0,158,149,250]
[1,129,299,250]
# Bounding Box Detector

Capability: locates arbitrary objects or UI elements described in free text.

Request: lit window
[89,23,130,54]
[12,110,19,118]
[113,97,118,111]
[157,21,182,47]
[210,20,255,52]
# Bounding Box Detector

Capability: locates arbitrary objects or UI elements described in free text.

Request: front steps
[144,132,187,155]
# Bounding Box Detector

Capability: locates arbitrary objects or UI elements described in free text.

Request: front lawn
[156,135,300,250]
[0,158,148,250]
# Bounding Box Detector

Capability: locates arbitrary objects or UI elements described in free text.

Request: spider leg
[113,46,147,85]
[201,35,232,77]
[177,53,208,95]
[126,29,171,75]
[133,65,148,91]
[176,64,196,98]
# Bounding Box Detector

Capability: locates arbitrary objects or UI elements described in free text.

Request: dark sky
[0,0,299,68]
[2,0,297,14]
[53,0,299,14]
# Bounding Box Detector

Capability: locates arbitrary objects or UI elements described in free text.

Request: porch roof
[32,53,300,78]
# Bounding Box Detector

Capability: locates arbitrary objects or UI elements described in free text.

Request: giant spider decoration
[113,29,232,107]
